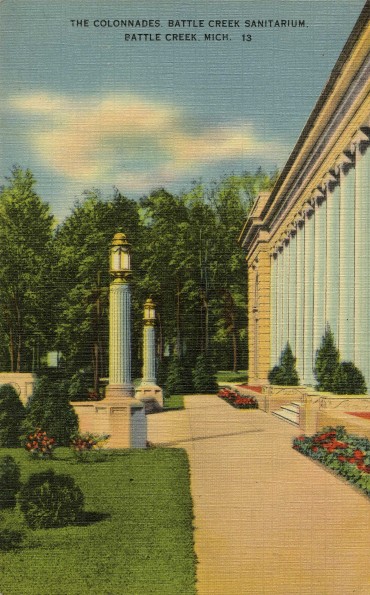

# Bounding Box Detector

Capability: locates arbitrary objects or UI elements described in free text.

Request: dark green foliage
[268,343,299,385]
[19,469,84,529]
[67,370,91,401]
[0,455,21,509]
[0,528,24,551]
[332,362,367,395]
[23,377,78,446]
[192,354,218,393]
[314,325,340,391]
[0,384,26,446]
[164,354,192,395]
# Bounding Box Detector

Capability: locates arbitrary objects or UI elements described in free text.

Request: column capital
[320,172,337,192]
[302,200,314,217]
[350,127,370,152]
[334,151,353,174]
[311,187,325,205]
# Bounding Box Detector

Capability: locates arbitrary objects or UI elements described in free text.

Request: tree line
[0,165,277,387]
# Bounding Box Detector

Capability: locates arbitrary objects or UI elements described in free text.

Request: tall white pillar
[281,237,289,351]
[270,252,278,367]
[303,202,315,385]
[353,131,370,390]
[288,226,297,354]
[108,279,135,396]
[313,189,327,362]
[295,217,305,381]
[337,153,355,360]
[276,246,283,360]
[325,179,340,344]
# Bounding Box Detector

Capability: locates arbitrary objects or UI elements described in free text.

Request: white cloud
[10,92,283,192]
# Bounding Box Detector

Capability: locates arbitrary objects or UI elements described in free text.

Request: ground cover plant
[216,370,248,383]
[218,387,258,409]
[293,426,370,497]
[163,394,185,410]
[0,447,197,595]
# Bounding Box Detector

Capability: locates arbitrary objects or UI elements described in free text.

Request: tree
[192,354,218,393]
[0,384,25,447]
[54,189,142,389]
[23,376,78,445]
[0,167,55,371]
[268,342,299,385]
[314,325,340,391]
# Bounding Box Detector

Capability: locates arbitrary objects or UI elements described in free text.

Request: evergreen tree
[192,354,218,393]
[0,385,25,447]
[23,377,78,445]
[268,342,299,385]
[314,325,340,391]
[332,362,367,395]
[164,353,193,395]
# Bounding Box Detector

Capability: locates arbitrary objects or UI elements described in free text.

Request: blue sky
[0,0,365,222]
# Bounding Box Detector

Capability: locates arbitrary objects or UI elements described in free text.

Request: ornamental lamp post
[105,232,135,399]
[136,297,163,409]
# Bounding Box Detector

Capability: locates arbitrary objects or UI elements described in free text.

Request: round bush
[0,529,24,551]
[0,455,21,509]
[333,362,367,395]
[19,470,84,529]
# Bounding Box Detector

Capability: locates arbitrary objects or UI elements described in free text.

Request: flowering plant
[25,429,56,459]
[293,426,370,497]
[70,433,110,462]
[218,387,258,409]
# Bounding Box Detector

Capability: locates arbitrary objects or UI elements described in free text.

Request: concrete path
[148,395,370,595]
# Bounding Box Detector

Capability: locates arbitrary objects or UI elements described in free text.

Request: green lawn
[0,448,197,595]
[216,370,248,384]
[163,394,185,410]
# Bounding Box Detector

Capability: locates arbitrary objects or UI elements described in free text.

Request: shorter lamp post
[142,298,157,386]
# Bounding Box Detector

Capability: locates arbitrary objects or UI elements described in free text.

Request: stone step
[281,403,300,414]
[271,404,300,426]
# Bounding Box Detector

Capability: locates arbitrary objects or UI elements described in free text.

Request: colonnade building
[239,6,370,391]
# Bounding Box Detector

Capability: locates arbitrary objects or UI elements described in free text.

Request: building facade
[239,5,370,390]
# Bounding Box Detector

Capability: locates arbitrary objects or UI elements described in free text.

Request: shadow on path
[156,427,264,447]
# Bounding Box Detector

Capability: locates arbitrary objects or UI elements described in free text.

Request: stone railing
[261,385,307,413]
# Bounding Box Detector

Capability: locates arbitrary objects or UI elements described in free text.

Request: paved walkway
[148,395,370,595]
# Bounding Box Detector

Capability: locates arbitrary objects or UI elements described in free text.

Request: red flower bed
[238,384,263,394]
[218,388,258,409]
[293,426,370,497]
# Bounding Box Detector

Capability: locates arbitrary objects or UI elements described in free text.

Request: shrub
[0,455,21,509]
[0,384,26,447]
[67,370,92,401]
[23,376,78,446]
[165,354,193,395]
[19,470,84,529]
[268,342,299,386]
[24,429,56,459]
[70,433,109,463]
[192,354,218,393]
[0,528,24,551]
[332,362,367,395]
[314,325,340,391]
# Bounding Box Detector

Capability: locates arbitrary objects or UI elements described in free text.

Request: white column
[142,325,157,384]
[325,179,340,344]
[276,247,283,360]
[281,238,289,351]
[109,279,134,396]
[296,218,305,381]
[303,203,315,385]
[337,153,355,360]
[288,227,297,354]
[313,190,327,361]
[270,252,278,367]
[353,133,370,390]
